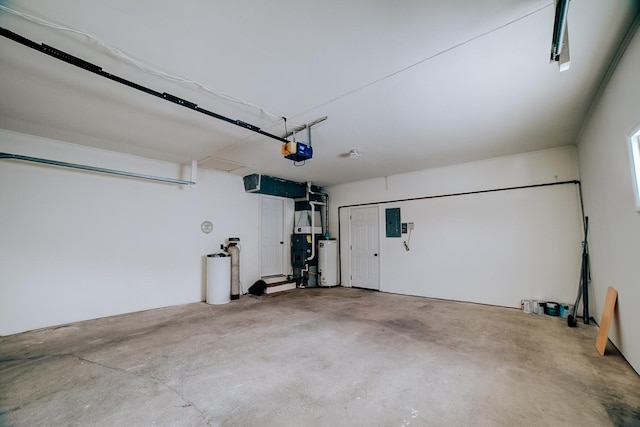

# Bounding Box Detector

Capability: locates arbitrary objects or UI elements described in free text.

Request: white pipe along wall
[0,129,260,335]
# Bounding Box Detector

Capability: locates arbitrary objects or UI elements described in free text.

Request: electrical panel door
[385,207,401,237]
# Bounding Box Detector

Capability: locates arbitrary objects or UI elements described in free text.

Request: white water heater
[318,239,338,287]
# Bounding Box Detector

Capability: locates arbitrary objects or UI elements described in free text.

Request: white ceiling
[0,1,638,187]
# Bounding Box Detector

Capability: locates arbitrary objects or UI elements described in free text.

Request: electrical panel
[385,208,401,237]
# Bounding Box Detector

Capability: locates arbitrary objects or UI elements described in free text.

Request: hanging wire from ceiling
[0,4,293,126]
[294,2,556,118]
[1,3,555,133]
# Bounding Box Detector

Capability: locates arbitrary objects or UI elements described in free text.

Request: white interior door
[261,196,285,277]
[350,206,380,290]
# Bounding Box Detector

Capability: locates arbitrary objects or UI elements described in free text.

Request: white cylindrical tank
[206,254,231,304]
[318,239,338,287]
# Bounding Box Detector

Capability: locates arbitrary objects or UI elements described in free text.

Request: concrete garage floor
[1,288,639,427]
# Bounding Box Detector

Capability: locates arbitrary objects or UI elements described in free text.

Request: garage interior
[1,1,640,426]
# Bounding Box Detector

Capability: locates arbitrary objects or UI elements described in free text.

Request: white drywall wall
[0,129,260,335]
[328,147,582,308]
[577,28,640,372]
[378,184,581,307]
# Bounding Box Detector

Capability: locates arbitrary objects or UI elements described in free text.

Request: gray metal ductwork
[243,174,322,199]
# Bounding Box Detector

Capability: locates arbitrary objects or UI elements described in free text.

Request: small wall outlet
[408,222,415,230]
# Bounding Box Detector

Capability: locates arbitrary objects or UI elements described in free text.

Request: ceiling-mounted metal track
[0,27,288,143]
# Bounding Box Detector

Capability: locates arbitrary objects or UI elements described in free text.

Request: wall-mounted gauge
[201,220,213,234]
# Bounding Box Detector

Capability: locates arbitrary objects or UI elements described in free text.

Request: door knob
[374,253,378,256]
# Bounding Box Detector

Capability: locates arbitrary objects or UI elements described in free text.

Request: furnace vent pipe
[306,181,329,236]
[305,201,326,263]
